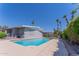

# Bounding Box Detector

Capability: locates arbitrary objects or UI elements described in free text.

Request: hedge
[62,16,79,43]
[0,31,6,39]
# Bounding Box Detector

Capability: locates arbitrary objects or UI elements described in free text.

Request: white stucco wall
[24,31,43,39]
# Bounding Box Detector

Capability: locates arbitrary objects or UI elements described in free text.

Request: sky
[0,3,78,32]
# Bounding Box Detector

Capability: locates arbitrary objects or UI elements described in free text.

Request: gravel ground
[63,40,78,56]
[54,39,68,56]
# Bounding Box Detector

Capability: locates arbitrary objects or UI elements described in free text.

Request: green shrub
[63,16,79,43]
[53,30,59,38]
[62,30,68,40]
[72,17,79,35]
[0,31,6,39]
[43,34,49,38]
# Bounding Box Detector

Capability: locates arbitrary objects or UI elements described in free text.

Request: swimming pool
[14,38,48,46]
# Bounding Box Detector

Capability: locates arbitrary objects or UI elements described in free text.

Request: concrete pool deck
[0,39,68,56]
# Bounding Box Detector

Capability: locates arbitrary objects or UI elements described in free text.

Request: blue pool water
[14,38,48,46]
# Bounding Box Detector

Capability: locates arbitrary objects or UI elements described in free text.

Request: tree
[63,15,69,25]
[2,25,8,32]
[56,19,59,31]
[32,20,35,26]
[53,29,59,38]
[59,20,62,31]
[0,26,2,29]
[0,31,6,39]
[63,16,79,44]
[71,10,77,19]
[2,25,8,29]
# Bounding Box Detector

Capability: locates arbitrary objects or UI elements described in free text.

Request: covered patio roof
[6,25,44,32]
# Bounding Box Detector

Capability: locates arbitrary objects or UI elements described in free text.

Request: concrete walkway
[0,39,68,56]
[0,39,58,56]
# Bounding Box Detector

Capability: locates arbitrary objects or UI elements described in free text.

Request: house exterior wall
[7,27,43,39]
[24,31,43,39]
[16,28,24,38]
[7,28,24,38]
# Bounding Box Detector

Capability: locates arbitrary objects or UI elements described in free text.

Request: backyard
[0,3,79,56]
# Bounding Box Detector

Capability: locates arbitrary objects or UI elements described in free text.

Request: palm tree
[56,19,62,38]
[63,15,69,25]
[59,20,62,31]
[0,26,2,29]
[56,19,60,31]
[3,25,8,31]
[32,20,35,26]
[71,10,77,19]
